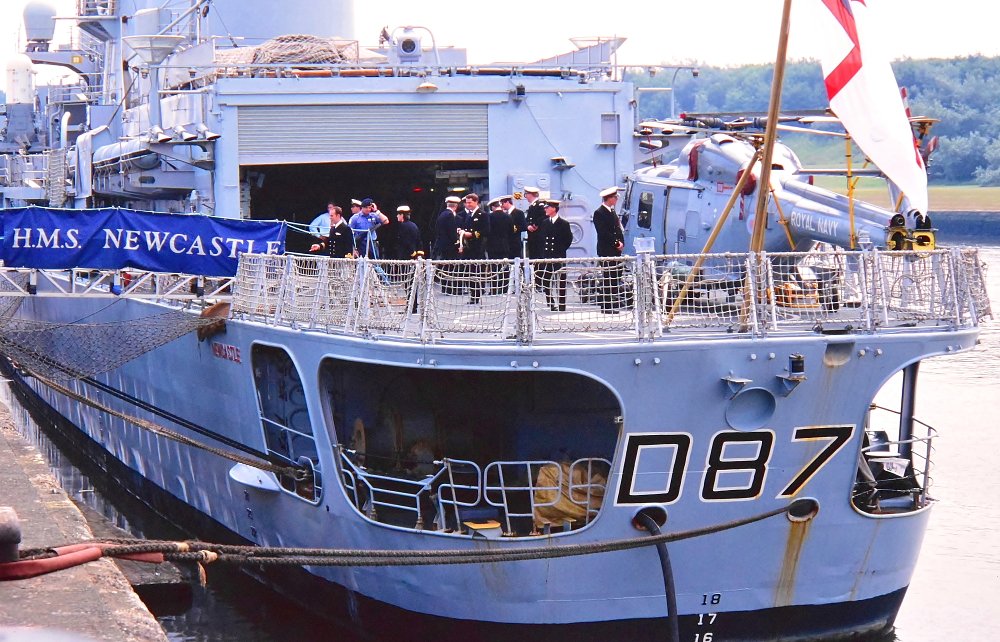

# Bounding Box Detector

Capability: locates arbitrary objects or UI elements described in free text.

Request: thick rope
[31,500,808,568]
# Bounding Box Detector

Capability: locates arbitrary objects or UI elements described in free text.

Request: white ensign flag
[817,0,928,214]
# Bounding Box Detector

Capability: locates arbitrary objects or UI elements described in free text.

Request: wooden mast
[749,0,795,253]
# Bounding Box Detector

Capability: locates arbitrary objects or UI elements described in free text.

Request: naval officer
[434,195,465,261]
[395,205,423,311]
[395,205,423,260]
[593,186,626,313]
[523,186,546,261]
[458,193,490,303]
[538,200,573,311]
[487,197,513,293]
[433,195,465,294]
[310,204,356,258]
[500,195,526,259]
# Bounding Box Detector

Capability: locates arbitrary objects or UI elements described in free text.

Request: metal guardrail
[337,451,485,532]
[0,248,985,339]
[484,460,562,535]
[0,269,233,301]
[229,248,989,344]
[861,406,940,510]
[335,452,609,536]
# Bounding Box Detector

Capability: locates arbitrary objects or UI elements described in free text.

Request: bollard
[0,506,22,563]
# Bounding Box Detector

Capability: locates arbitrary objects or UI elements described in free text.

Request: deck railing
[230,248,990,344]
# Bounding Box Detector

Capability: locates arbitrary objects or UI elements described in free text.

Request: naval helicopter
[619,112,940,312]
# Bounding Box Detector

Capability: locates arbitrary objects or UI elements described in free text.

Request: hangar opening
[243,161,488,253]
[236,102,491,253]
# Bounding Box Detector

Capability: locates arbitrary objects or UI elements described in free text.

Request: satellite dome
[23,1,58,43]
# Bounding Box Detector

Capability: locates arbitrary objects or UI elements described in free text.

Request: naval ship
[0,1,991,640]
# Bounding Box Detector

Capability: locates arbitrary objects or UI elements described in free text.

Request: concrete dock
[0,404,168,642]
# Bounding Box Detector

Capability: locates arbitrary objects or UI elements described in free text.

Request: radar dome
[23,1,58,43]
[5,54,36,105]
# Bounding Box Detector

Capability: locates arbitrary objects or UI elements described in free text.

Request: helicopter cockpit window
[638,191,654,229]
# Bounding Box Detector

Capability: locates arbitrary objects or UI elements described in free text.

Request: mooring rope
[16,500,812,569]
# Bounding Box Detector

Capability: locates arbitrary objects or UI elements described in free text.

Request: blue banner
[0,207,286,277]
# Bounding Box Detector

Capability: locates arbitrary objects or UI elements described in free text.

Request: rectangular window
[638,191,654,229]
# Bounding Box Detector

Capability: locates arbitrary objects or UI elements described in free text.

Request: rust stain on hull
[775,519,812,607]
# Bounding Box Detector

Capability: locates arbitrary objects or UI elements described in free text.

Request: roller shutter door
[237,104,488,164]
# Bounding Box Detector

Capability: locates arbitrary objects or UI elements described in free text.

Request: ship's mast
[749,0,794,253]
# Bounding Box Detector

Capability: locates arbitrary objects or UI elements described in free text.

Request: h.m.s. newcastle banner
[1,207,287,277]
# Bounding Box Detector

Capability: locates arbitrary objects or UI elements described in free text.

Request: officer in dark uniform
[310,204,356,258]
[500,195,526,259]
[485,198,510,259]
[395,205,423,311]
[593,186,626,313]
[433,195,465,260]
[433,195,465,294]
[523,186,546,260]
[458,193,490,303]
[395,205,423,260]
[539,200,573,311]
[486,197,513,294]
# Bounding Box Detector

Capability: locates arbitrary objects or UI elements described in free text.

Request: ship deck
[225,249,990,345]
[0,248,989,346]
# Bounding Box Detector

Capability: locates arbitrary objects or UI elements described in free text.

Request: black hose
[635,511,680,642]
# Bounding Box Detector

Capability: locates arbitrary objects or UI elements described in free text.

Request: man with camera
[349,198,389,258]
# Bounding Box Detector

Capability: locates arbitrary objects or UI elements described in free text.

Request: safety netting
[0,305,220,381]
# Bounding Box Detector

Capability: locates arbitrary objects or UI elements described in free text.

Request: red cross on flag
[817,0,928,214]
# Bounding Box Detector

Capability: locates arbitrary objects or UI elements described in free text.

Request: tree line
[628,56,1000,185]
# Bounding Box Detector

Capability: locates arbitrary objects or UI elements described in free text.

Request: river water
[890,242,1000,640]
[5,244,998,641]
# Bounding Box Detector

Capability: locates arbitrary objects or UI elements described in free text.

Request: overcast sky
[353,0,1000,67]
[3,0,1000,90]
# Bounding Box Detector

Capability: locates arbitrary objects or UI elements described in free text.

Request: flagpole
[749,0,794,253]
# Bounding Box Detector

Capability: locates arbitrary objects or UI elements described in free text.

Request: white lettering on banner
[143,230,170,251]
[37,228,62,248]
[21,226,281,256]
[225,238,243,258]
[12,228,83,249]
[187,236,206,255]
[12,228,32,248]
[169,233,188,253]
[124,229,141,250]
[104,228,123,249]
